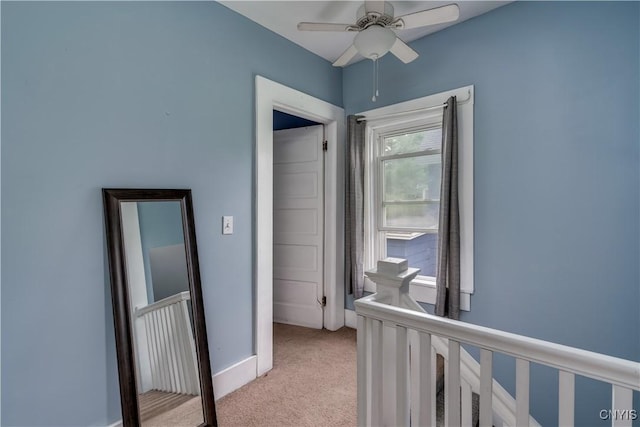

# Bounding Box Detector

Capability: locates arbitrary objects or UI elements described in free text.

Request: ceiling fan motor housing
[356,3,395,29]
[354,25,396,59]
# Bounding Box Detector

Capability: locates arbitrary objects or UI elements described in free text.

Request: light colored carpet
[217,323,357,427]
[139,323,481,427]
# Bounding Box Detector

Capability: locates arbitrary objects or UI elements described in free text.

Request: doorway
[273,112,324,329]
[255,76,345,377]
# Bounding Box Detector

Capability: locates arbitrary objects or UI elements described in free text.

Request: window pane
[384,203,439,229]
[386,232,438,277]
[383,155,441,202]
[383,127,442,156]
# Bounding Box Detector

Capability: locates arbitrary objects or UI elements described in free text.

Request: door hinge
[321,296,327,306]
[322,141,328,151]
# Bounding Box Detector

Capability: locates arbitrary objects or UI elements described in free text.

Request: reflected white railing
[136,291,200,396]
[355,258,640,427]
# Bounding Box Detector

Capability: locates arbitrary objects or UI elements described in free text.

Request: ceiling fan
[297,1,460,67]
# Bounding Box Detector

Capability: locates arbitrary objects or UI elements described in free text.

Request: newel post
[364,257,420,307]
[363,257,420,426]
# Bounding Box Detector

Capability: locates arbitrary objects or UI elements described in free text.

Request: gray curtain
[345,115,366,299]
[435,96,461,319]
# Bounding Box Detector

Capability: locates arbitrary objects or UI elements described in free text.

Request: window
[378,123,443,281]
[360,86,474,310]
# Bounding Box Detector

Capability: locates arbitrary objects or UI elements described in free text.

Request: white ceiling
[219,1,511,65]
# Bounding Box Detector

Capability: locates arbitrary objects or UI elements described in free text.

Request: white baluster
[444,354,449,427]
[155,308,167,391]
[165,306,181,393]
[146,315,157,390]
[176,300,197,395]
[612,385,633,427]
[181,302,198,395]
[411,331,433,427]
[396,325,409,426]
[558,370,574,426]
[168,304,186,394]
[409,330,419,426]
[152,310,167,391]
[479,349,493,427]
[357,315,367,427]
[516,358,530,427]
[371,318,383,426]
[382,321,397,426]
[161,307,177,392]
[182,299,200,394]
[162,308,175,392]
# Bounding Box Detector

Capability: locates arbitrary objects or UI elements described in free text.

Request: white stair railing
[356,258,640,427]
[136,291,200,396]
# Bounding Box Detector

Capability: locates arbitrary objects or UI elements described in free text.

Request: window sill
[364,277,471,311]
[410,279,471,311]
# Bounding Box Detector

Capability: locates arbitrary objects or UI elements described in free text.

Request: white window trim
[358,85,474,311]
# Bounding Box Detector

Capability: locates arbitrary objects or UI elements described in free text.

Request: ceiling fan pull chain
[375,56,380,98]
[371,55,378,102]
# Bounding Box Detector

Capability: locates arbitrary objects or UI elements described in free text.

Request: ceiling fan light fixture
[353,25,396,59]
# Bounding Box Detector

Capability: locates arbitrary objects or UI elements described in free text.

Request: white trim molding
[255,76,346,376]
[213,355,257,400]
[345,309,357,329]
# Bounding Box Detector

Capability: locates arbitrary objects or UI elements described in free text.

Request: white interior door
[273,124,324,329]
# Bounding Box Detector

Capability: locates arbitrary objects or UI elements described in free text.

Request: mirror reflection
[120,201,204,426]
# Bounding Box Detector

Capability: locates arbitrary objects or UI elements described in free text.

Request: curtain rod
[356,89,472,123]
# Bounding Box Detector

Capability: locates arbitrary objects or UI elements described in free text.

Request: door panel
[274,209,318,235]
[274,171,319,200]
[273,244,318,274]
[273,125,324,329]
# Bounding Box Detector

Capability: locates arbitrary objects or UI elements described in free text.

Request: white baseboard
[345,309,357,329]
[105,355,258,426]
[213,355,257,400]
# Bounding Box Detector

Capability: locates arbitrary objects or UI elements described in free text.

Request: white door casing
[273,125,324,329]
[255,76,345,376]
[120,202,153,393]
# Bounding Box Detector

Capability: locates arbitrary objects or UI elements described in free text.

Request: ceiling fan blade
[317,1,352,21]
[389,37,419,64]
[297,22,358,32]
[394,4,460,30]
[365,0,386,15]
[332,44,359,67]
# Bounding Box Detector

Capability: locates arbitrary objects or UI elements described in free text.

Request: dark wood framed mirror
[103,189,217,427]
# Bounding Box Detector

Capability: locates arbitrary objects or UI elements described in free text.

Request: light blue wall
[1,1,341,425]
[3,1,638,425]
[137,201,185,302]
[345,2,639,425]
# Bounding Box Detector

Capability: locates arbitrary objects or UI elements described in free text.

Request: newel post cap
[364,258,420,296]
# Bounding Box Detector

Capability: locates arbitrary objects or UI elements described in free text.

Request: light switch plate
[222,216,233,235]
